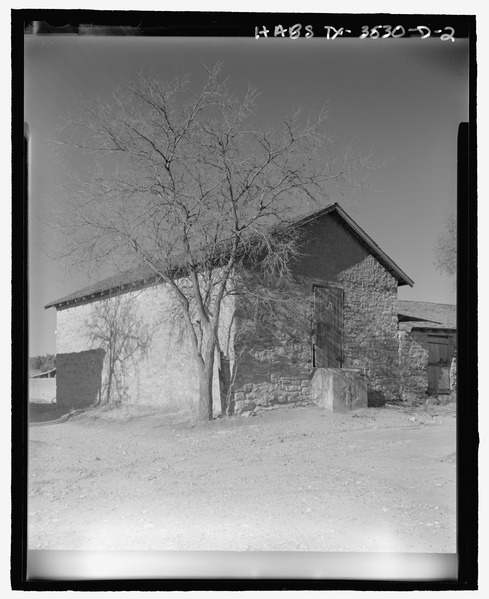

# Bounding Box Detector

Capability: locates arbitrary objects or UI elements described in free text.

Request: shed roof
[45,265,160,310]
[46,203,414,310]
[30,368,56,379]
[398,300,456,330]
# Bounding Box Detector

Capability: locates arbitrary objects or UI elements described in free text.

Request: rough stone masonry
[50,205,413,416]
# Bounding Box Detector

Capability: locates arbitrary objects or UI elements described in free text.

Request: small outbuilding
[398,300,457,398]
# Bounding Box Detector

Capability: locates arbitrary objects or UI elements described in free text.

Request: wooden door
[313,286,343,368]
[427,335,451,394]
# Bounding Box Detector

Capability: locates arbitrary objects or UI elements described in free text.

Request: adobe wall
[56,349,105,409]
[56,282,235,417]
[231,215,401,413]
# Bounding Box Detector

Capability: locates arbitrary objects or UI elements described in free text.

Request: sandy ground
[28,401,456,552]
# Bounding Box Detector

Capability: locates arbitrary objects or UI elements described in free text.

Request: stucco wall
[56,281,235,416]
[29,378,56,402]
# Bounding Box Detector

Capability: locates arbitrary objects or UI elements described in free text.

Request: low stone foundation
[311,368,367,412]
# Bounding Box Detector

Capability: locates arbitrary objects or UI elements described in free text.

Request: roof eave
[44,274,165,310]
[45,203,415,307]
[295,203,414,287]
[333,205,414,287]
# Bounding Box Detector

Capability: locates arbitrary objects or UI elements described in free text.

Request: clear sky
[24,29,469,356]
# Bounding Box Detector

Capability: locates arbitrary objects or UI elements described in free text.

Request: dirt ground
[28,401,456,552]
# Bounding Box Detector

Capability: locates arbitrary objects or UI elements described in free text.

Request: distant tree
[29,356,43,371]
[29,354,56,372]
[41,354,56,372]
[86,295,154,405]
[57,63,385,420]
[434,211,457,278]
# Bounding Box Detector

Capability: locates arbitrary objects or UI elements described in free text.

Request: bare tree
[223,264,315,413]
[86,295,154,405]
[434,211,457,278]
[56,63,382,420]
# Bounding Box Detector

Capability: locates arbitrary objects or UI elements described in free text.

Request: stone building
[398,300,457,400]
[46,203,416,415]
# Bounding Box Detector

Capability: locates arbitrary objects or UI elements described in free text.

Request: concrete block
[311,368,367,412]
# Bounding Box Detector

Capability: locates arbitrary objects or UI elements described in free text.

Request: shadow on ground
[28,403,72,424]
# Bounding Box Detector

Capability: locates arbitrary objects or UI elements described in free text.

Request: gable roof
[46,203,414,310]
[293,204,414,287]
[398,300,456,330]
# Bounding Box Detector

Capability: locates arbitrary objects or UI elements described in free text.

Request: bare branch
[54,63,388,420]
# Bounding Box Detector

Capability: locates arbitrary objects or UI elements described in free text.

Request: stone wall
[311,368,367,412]
[337,255,400,401]
[56,281,235,417]
[450,357,457,393]
[56,349,105,409]
[232,335,312,414]
[398,329,429,400]
[231,214,402,413]
[299,216,400,401]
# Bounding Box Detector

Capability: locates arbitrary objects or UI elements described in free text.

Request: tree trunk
[218,352,232,415]
[197,343,216,421]
[106,356,114,405]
